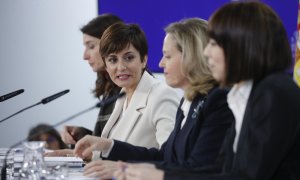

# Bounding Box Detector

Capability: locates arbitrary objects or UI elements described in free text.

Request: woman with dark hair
[44,14,122,157]
[61,14,122,144]
[74,22,180,179]
[113,1,300,180]
[28,124,68,150]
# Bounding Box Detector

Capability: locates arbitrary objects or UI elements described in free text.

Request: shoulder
[251,72,300,109]
[253,72,300,100]
[199,87,231,118]
[147,75,180,100]
[205,87,229,105]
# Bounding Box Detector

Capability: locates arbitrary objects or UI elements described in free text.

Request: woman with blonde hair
[114,1,300,180]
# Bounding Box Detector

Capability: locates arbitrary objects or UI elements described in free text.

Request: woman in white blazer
[101,70,178,149]
[73,23,180,179]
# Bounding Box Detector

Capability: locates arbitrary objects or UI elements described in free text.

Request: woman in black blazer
[113,1,300,180]
[74,18,233,179]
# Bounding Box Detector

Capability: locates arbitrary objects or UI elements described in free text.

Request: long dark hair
[80,14,122,97]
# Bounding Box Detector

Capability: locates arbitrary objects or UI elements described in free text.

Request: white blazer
[101,71,180,149]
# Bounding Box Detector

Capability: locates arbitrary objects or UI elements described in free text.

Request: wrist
[101,138,113,151]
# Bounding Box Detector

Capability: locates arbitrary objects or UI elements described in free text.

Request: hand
[113,162,164,180]
[83,160,118,179]
[74,135,112,159]
[61,126,90,144]
[44,149,73,157]
[112,161,129,180]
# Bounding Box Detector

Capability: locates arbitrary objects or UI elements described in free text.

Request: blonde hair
[165,18,217,100]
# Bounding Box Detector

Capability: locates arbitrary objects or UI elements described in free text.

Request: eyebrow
[84,40,97,45]
[108,51,135,57]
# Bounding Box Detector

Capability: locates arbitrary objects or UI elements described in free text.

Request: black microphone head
[0,89,24,102]
[41,89,70,104]
[96,91,126,108]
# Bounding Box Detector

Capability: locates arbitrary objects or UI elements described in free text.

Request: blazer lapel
[101,94,126,138]
[231,87,254,170]
[167,96,205,160]
[105,72,155,142]
[164,102,184,161]
[179,97,205,154]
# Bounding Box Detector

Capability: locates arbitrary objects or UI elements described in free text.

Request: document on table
[44,156,84,167]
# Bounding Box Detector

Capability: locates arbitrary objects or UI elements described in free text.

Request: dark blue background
[98,0,298,72]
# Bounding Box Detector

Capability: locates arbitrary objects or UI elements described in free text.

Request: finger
[43,150,61,157]
[83,163,104,177]
[125,168,140,178]
[73,138,87,155]
[83,160,100,170]
[113,169,125,180]
[61,131,76,144]
[82,146,94,158]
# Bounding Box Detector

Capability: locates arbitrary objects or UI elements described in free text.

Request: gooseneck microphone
[0,89,24,102]
[0,89,70,124]
[41,89,70,104]
[0,91,125,180]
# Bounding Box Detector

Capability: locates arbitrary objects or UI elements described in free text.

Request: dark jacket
[105,88,233,169]
[165,72,300,180]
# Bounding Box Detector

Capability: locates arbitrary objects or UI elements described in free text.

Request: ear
[143,55,148,68]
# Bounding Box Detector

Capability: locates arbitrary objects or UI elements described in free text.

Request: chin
[92,67,100,72]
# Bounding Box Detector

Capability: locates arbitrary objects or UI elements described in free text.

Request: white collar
[227,80,253,152]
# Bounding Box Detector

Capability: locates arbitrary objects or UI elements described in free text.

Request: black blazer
[105,88,233,169]
[165,72,300,180]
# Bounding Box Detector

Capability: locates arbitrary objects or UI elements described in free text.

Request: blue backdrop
[98,0,298,72]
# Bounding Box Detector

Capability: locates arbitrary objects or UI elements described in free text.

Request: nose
[117,61,127,70]
[159,57,165,68]
[203,45,209,59]
[83,50,89,60]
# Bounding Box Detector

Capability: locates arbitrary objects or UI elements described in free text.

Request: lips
[117,74,130,80]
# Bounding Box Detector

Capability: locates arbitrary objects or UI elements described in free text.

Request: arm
[107,139,165,161]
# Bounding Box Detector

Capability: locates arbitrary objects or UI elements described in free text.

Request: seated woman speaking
[72,22,180,178]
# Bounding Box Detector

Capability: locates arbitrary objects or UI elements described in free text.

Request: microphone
[0,89,70,124]
[0,89,24,102]
[0,91,125,180]
[41,89,70,104]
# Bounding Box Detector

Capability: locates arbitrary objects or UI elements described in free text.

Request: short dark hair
[208,1,292,85]
[100,22,148,63]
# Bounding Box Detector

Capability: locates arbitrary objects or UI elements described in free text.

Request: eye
[124,54,135,62]
[106,56,118,64]
[163,54,171,61]
[209,39,217,46]
[87,44,95,50]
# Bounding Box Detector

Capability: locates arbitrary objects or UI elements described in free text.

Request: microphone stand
[0,89,69,124]
[0,91,125,180]
[0,102,41,123]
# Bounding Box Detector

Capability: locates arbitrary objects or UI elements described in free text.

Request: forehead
[163,34,178,50]
[83,34,99,43]
[109,43,139,55]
